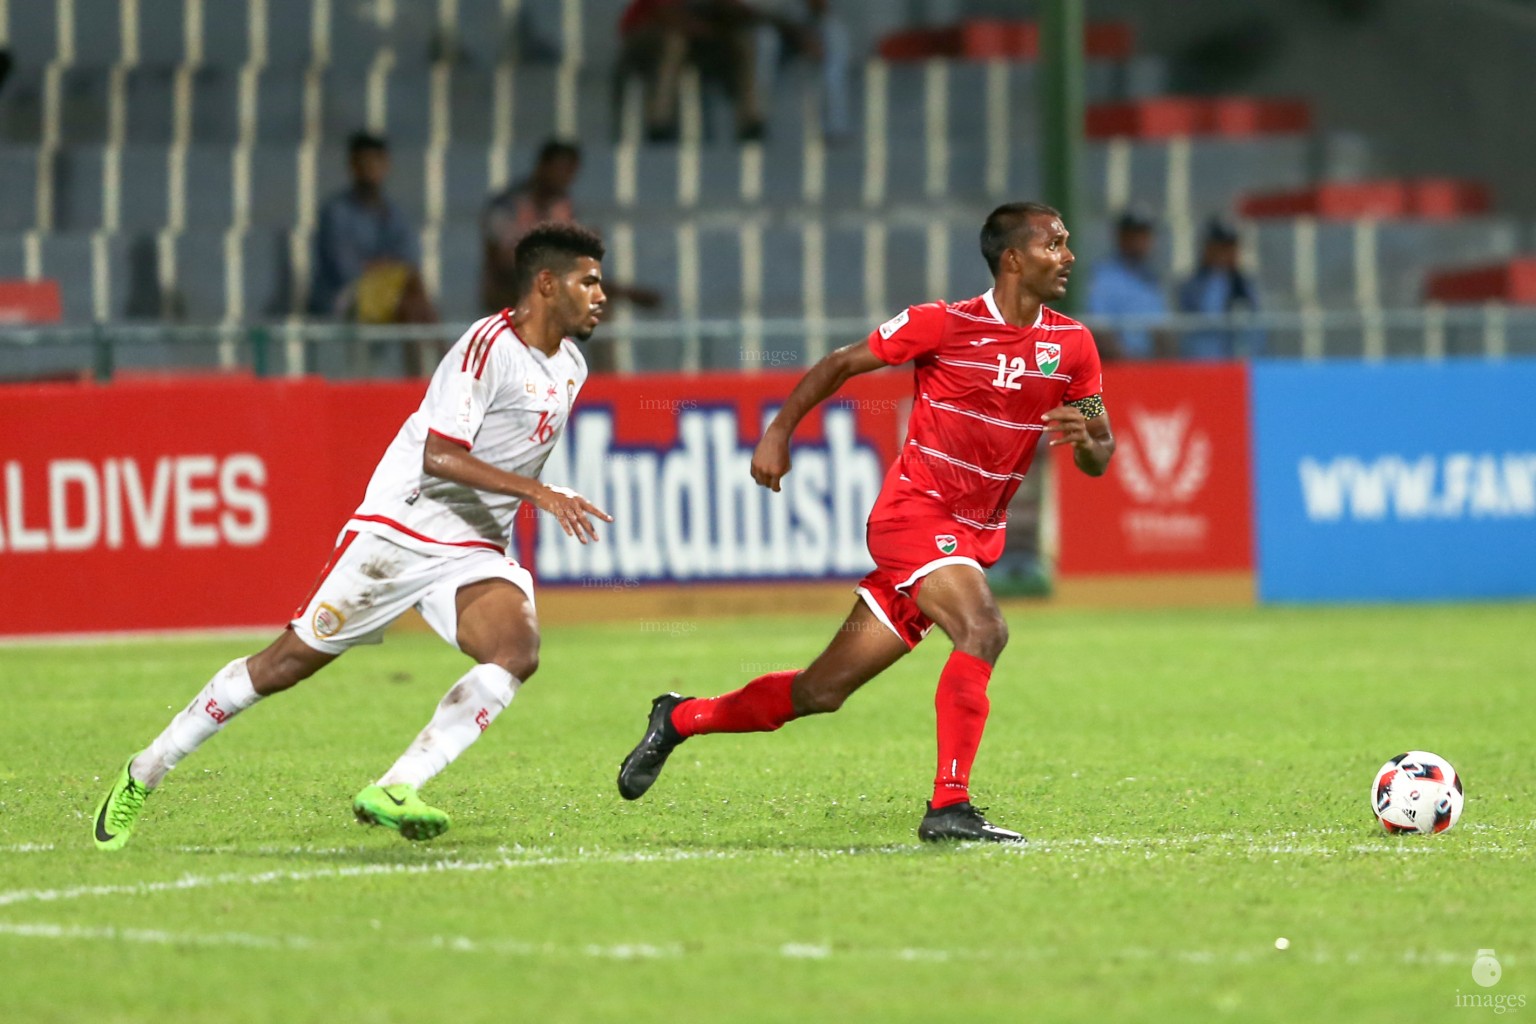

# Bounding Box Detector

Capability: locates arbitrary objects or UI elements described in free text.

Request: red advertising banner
[0,370,914,637]
[1055,362,1253,574]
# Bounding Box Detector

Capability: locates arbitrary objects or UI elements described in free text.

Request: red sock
[670,671,799,738]
[932,651,993,809]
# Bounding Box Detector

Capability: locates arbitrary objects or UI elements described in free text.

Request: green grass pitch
[2,602,1533,1023]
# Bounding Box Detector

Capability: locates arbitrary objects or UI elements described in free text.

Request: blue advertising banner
[1252,359,1536,602]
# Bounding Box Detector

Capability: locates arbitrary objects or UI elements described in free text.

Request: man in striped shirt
[92,223,613,850]
[618,202,1115,843]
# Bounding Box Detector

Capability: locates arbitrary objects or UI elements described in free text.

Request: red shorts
[856,514,993,649]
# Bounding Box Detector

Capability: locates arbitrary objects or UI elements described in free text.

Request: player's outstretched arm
[750,341,888,492]
[1041,401,1116,477]
[422,433,613,543]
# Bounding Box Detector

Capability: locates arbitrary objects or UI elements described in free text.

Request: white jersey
[348,312,587,557]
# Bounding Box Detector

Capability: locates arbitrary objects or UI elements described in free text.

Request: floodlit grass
[2,602,1533,1023]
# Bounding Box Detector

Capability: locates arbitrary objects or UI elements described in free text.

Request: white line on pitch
[4,830,1520,910]
[0,920,1510,970]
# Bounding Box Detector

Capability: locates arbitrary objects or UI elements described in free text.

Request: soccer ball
[1371,751,1464,834]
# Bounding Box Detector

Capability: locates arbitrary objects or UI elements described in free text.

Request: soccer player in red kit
[618,202,1115,842]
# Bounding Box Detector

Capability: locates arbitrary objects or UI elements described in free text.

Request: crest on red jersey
[935,534,958,555]
[1035,341,1062,376]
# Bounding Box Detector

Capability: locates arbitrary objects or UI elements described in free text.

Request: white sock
[376,664,519,789]
[130,658,263,789]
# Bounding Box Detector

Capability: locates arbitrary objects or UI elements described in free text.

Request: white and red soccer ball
[1372,751,1464,835]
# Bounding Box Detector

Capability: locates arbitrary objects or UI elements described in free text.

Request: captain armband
[1065,394,1105,420]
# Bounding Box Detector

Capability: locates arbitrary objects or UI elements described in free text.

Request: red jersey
[865,289,1103,563]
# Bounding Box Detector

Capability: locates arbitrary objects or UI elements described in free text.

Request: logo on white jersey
[1035,341,1062,376]
[313,602,346,638]
[878,309,910,339]
[1117,406,1211,505]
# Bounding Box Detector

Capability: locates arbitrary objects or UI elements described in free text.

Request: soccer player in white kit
[92,222,614,848]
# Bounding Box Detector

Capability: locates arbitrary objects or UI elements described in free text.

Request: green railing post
[1040,0,1085,316]
[250,325,271,377]
[92,323,113,382]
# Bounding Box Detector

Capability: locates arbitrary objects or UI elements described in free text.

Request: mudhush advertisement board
[1251,359,1536,602]
[1055,362,1254,575]
[0,371,912,637]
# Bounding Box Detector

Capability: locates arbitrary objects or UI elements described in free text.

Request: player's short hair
[348,130,388,157]
[980,202,1062,275]
[537,138,582,165]
[512,221,606,299]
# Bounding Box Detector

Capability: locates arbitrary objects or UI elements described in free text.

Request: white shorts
[289,529,536,655]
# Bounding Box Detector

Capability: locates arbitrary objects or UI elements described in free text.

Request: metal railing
[1,307,1534,381]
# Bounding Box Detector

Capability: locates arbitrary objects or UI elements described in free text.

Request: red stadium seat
[0,280,63,324]
[1424,258,1536,303]
[879,20,1134,62]
[1086,97,1311,139]
[1240,179,1490,219]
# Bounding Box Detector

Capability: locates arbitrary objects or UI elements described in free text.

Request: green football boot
[352,783,451,841]
[92,757,151,851]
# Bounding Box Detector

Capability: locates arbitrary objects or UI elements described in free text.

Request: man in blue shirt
[309,132,433,324]
[1177,219,1262,359]
[1086,210,1172,360]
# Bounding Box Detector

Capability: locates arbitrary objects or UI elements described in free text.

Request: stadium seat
[171,231,230,322]
[447,68,497,146]
[759,225,805,320]
[1419,256,1536,303]
[265,0,321,71]
[385,69,435,146]
[243,228,293,319]
[39,232,102,322]
[183,145,236,230]
[321,67,373,144]
[138,0,192,67]
[452,0,516,69]
[695,225,744,322]
[0,234,30,278]
[201,0,255,70]
[880,223,929,309]
[248,145,301,228]
[697,146,746,208]
[819,225,867,319]
[9,4,59,67]
[52,147,105,232]
[443,144,494,228]
[0,151,39,232]
[190,68,241,146]
[74,0,126,68]
[123,67,176,146]
[58,68,112,146]
[437,223,484,321]
[1187,138,1311,219]
[118,145,173,232]
[253,71,307,144]
[512,66,563,146]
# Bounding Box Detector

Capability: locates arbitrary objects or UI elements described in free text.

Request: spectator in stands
[310,132,436,327]
[1086,209,1174,360]
[751,0,852,142]
[1177,218,1263,358]
[617,0,766,142]
[480,139,662,315]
